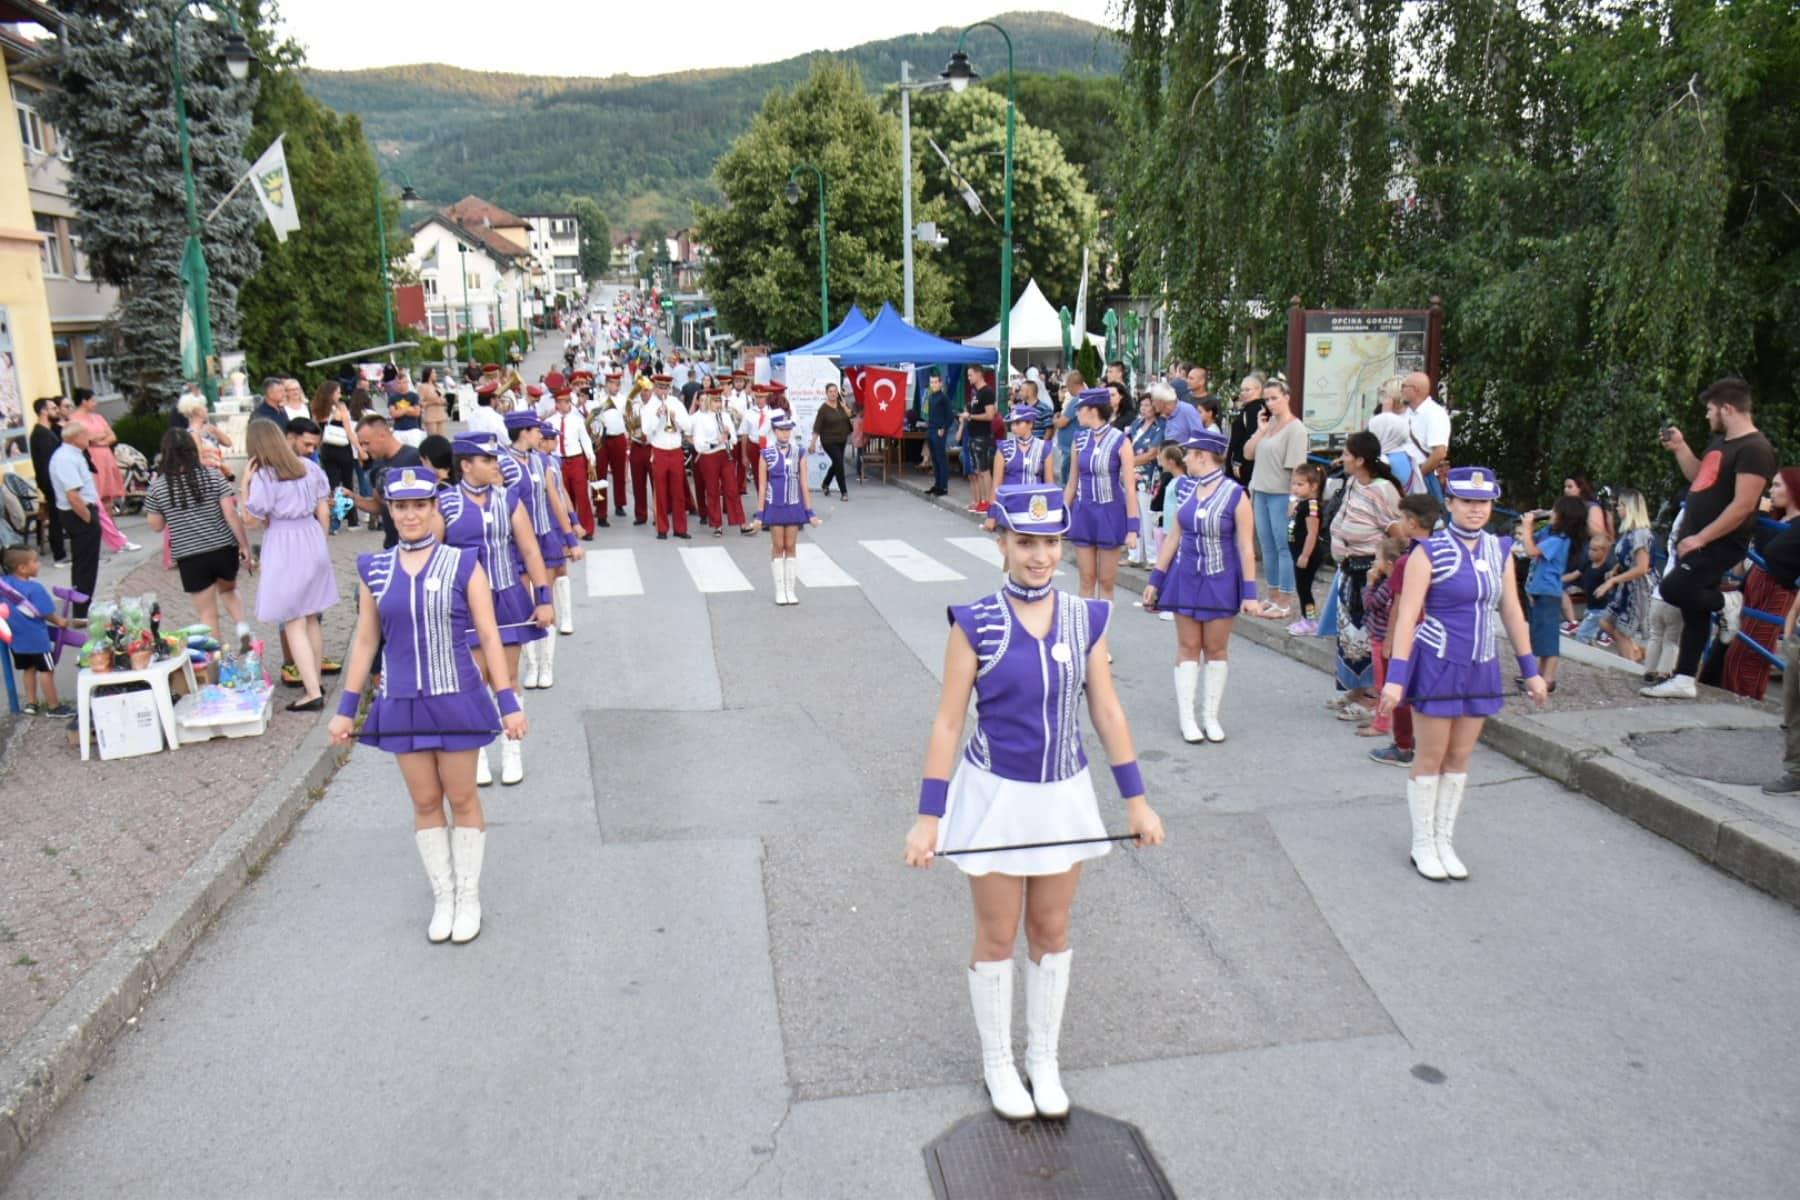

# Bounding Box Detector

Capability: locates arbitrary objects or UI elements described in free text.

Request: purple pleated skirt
[1156,557,1245,621]
[361,692,498,754]
[1407,653,1504,718]
[478,579,548,647]
[761,499,810,528]
[1069,497,1127,549]
[536,527,567,570]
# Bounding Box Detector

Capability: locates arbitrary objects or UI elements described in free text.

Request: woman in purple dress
[431,433,553,788]
[502,412,583,690]
[752,414,822,606]
[1142,430,1260,743]
[243,418,339,712]
[1379,467,1547,881]
[1063,389,1140,604]
[903,482,1165,1121]
[329,468,525,944]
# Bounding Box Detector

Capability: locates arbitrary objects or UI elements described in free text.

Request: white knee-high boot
[1023,949,1073,1118]
[769,560,785,605]
[413,827,455,943]
[1408,775,1447,880]
[499,690,524,785]
[1436,772,1470,879]
[1173,662,1203,743]
[968,960,1034,1120]
[554,575,574,635]
[537,632,556,689]
[518,638,541,690]
[475,744,493,787]
[449,826,485,943]
[785,556,800,605]
[1201,660,1229,743]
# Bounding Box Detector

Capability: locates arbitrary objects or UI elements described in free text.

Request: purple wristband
[1239,578,1259,603]
[1111,760,1145,798]
[1387,656,1413,690]
[536,586,552,605]
[918,778,949,817]
[562,530,579,549]
[1126,516,1140,534]
[1147,568,1167,591]
[335,690,361,719]
[1517,653,1540,679]
[495,688,522,717]
[804,508,816,521]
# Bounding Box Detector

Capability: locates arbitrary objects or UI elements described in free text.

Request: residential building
[0,0,64,462]
[521,211,582,299]
[406,197,535,344]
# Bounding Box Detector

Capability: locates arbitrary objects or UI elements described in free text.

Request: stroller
[113,443,152,515]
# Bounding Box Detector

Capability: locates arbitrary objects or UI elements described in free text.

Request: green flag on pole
[178,234,215,393]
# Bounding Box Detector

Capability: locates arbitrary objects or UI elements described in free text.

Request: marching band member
[1379,466,1548,881]
[690,387,746,537]
[626,375,654,527]
[1065,388,1141,604]
[524,381,549,419]
[1140,430,1258,743]
[995,404,1056,488]
[591,370,630,524]
[724,369,753,497]
[641,373,692,540]
[466,380,507,440]
[546,383,598,539]
[432,433,553,787]
[902,482,1164,1119]
[752,413,821,604]
[330,468,525,944]
[738,383,772,532]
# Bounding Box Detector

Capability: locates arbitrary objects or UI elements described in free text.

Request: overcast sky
[278,1,1118,76]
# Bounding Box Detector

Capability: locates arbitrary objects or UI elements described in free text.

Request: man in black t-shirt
[349,413,424,548]
[1642,378,1777,699]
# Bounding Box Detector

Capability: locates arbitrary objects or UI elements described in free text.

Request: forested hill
[303,11,1118,231]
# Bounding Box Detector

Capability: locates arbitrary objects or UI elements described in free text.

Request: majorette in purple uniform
[1064,388,1141,604]
[1380,466,1548,881]
[329,467,527,945]
[995,405,1056,487]
[502,411,583,691]
[432,432,553,788]
[751,413,821,606]
[1142,430,1260,744]
[903,482,1165,1121]
[536,415,585,638]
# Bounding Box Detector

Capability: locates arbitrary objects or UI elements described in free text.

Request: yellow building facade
[0,0,60,472]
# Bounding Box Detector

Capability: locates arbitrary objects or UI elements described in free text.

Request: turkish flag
[855,366,908,438]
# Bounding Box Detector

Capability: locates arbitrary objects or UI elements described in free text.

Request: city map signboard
[1284,302,1443,441]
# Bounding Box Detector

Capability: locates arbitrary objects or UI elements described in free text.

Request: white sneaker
[1639,674,1697,699]
[1719,592,1744,644]
[123,541,143,552]
[500,737,524,786]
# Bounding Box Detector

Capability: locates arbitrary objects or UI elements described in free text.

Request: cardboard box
[90,689,166,760]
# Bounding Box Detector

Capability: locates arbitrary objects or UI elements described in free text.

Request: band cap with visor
[991,483,1070,536]
[451,433,502,458]
[1181,429,1229,456]
[1445,466,1501,501]
[382,467,438,501]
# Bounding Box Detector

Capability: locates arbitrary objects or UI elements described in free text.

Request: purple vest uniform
[437,484,545,647]
[947,590,1112,783]
[998,436,1049,487]
[1155,474,1253,618]
[760,440,809,526]
[509,448,565,570]
[1407,527,1513,718]
[1068,426,1128,548]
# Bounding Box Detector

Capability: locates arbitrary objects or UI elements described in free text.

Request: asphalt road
[7,465,1800,1198]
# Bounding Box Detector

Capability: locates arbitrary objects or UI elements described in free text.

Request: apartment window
[424,276,438,298]
[13,84,45,156]
[554,255,579,271]
[54,336,75,397]
[36,213,62,276]
[82,333,114,397]
[67,220,89,279]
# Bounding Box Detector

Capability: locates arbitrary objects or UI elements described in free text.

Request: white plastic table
[77,655,200,762]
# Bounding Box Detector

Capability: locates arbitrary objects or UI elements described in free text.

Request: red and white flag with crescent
[851,366,908,438]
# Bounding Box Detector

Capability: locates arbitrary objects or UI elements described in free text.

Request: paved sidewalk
[891,469,1800,908]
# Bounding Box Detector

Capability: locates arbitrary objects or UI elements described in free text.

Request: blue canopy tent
[829,303,996,367]
[770,306,870,365]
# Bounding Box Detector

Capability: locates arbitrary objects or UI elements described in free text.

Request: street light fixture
[897,61,954,324]
[169,1,258,408]
[786,163,829,338]
[373,165,418,347]
[943,23,1015,382]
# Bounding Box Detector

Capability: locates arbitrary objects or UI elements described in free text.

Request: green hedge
[113,412,170,460]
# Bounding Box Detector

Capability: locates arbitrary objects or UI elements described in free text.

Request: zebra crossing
[584,535,1020,599]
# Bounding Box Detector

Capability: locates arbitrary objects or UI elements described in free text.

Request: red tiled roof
[443,195,528,230]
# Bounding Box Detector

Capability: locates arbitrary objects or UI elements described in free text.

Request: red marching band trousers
[697,450,744,529]
[628,440,652,522]
[560,456,596,536]
[650,446,689,535]
[600,435,629,515]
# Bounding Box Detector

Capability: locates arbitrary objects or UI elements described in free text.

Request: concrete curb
[892,474,1800,910]
[0,716,348,1186]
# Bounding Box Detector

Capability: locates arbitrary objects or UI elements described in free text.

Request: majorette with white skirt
[1379,466,1548,880]
[1141,430,1259,744]
[502,411,583,691]
[1064,388,1140,604]
[752,413,821,606]
[432,432,553,788]
[329,467,527,944]
[903,482,1165,1121]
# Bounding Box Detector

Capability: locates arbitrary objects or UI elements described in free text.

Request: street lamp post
[373,167,419,348]
[169,1,256,408]
[785,163,829,338]
[456,241,475,364]
[898,61,953,324]
[944,21,1015,384]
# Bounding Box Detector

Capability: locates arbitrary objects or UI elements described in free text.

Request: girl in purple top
[752,414,822,606]
[503,412,584,690]
[242,419,339,712]
[432,433,553,788]
[903,482,1164,1122]
[329,467,526,945]
[1142,430,1260,744]
[539,416,586,638]
[1380,466,1547,881]
[1064,389,1141,605]
[993,405,1056,488]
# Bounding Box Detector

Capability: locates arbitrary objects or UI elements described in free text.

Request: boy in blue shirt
[1519,497,1590,692]
[2,547,75,716]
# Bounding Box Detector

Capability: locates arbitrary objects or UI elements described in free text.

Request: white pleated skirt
[936,762,1111,877]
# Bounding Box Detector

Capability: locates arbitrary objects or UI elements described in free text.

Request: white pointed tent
[964,279,1106,369]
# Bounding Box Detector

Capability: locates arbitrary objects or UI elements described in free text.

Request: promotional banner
[248,135,301,243]
[778,354,841,487]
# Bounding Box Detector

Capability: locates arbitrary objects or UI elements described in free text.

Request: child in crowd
[1369,491,1444,767]
[1519,496,1588,693]
[1358,534,1411,738]
[1570,534,1614,645]
[1142,444,1186,623]
[1,547,75,717]
[1287,462,1326,634]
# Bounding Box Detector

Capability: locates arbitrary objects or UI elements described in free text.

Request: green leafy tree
[696,58,953,348]
[43,0,265,411]
[568,197,612,278]
[983,73,1121,208]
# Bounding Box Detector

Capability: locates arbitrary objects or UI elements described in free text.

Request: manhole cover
[924,1108,1176,1199]
[1627,727,1783,786]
